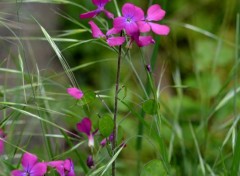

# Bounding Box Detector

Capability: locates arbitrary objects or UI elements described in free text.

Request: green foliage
[142,99,158,115]
[77,90,96,106]
[99,114,114,137]
[140,159,167,176]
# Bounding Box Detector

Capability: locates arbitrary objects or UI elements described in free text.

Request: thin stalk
[112,32,123,176]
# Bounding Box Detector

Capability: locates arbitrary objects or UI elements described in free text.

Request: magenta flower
[88,21,125,47]
[11,153,47,176]
[113,3,144,36]
[67,87,84,99]
[77,118,95,147]
[137,4,170,35]
[80,0,113,19]
[86,155,94,169]
[48,159,75,176]
[0,129,5,155]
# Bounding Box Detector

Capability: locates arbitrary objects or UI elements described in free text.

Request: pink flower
[137,4,170,35]
[80,0,113,19]
[48,159,75,176]
[0,129,6,155]
[77,118,96,148]
[113,3,144,36]
[67,87,84,99]
[11,153,47,176]
[88,21,125,47]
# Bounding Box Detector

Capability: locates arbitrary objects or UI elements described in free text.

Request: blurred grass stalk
[231,12,240,176]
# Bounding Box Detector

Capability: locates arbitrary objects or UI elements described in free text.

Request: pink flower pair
[80,1,170,47]
[114,3,169,36]
[11,153,75,176]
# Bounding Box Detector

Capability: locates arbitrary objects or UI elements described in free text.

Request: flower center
[126,17,132,23]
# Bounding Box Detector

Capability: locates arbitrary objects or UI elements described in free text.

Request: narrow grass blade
[100,146,124,176]
[189,123,206,175]
[39,23,78,87]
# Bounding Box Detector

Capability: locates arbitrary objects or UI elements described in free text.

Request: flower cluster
[11,153,75,176]
[80,0,170,47]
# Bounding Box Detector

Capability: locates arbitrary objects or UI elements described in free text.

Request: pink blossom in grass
[11,153,47,176]
[67,87,84,99]
[80,0,113,19]
[77,117,96,148]
[137,4,170,35]
[0,129,6,155]
[88,21,125,47]
[113,3,144,36]
[48,159,75,176]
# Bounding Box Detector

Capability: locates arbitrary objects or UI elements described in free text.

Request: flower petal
[30,162,47,176]
[22,153,38,171]
[121,3,144,21]
[106,27,121,36]
[103,9,114,19]
[147,4,166,21]
[63,159,71,171]
[125,22,139,35]
[80,10,98,19]
[92,0,110,7]
[48,161,65,176]
[77,118,92,136]
[107,37,125,46]
[137,21,151,33]
[88,133,95,147]
[67,87,84,99]
[149,23,170,35]
[64,159,75,176]
[48,160,64,168]
[132,5,144,21]
[100,138,107,147]
[122,3,136,17]
[113,17,126,31]
[137,36,155,47]
[11,170,26,176]
[88,21,105,39]
[108,133,114,141]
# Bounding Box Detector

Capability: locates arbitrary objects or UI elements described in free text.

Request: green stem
[112,32,123,176]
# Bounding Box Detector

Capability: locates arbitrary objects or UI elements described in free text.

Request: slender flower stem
[112,32,123,176]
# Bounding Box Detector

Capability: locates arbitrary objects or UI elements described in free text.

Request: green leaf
[142,99,158,115]
[77,90,96,106]
[141,160,167,176]
[99,114,114,137]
